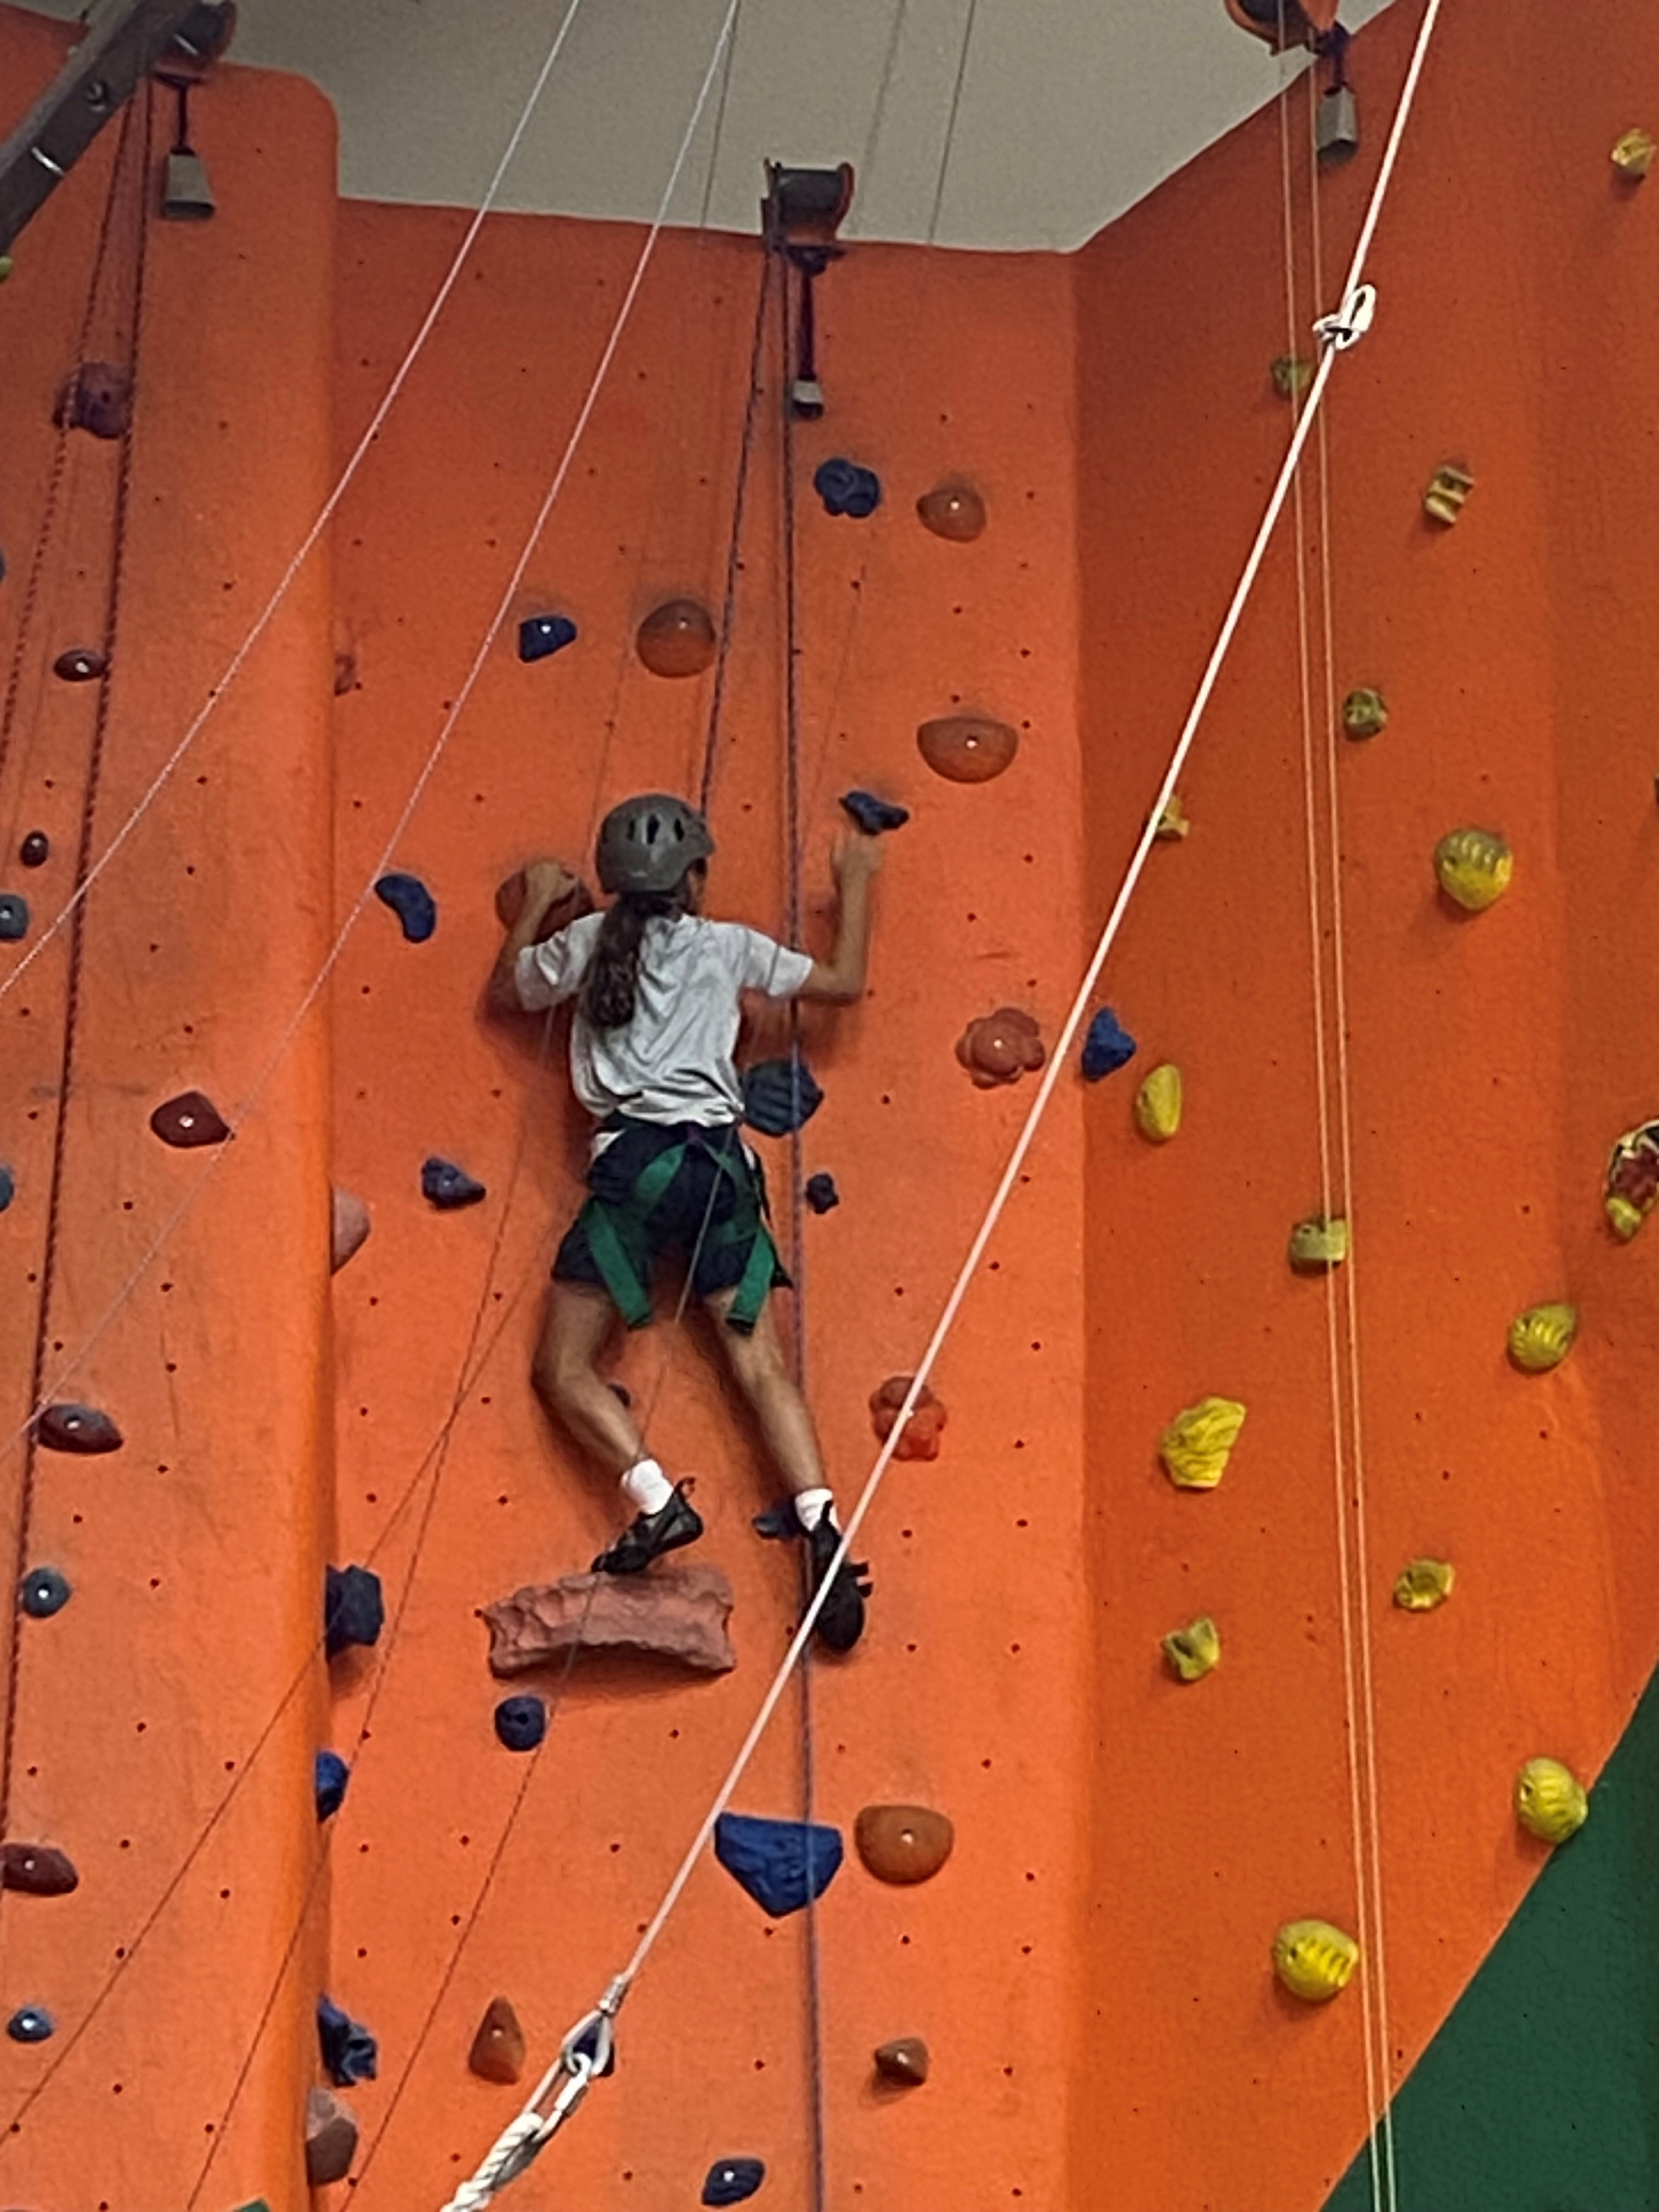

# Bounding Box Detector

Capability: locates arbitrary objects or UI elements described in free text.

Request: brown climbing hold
[52,647,107,682]
[36,1403,122,1454]
[482,1562,736,1677]
[494,867,593,944]
[854,1804,955,1886]
[917,714,1018,785]
[868,1375,947,1462]
[304,2086,358,2187]
[0,1843,77,1896]
[873,2036,930,2086]
[636,599,717,679]
[333,648,358,696]
[53,362,133,440]
[916,482,986,542]
[331,1188,371,1274]
[956,1007,1045,1090]
[149,1090,230,1148]
[468,1995,527,2085]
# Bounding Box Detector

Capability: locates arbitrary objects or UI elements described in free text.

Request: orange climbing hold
[868,1374,948,1460]
[917,481,987,541]
[918,713,1019,785]
[957,1007,1045,1088]
[636,598,718,678]
[854,1803,956,1885]
[467,1995,527,2084]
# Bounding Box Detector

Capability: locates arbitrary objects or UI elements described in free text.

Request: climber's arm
[798,832,882,1005]
[486,859,583,1017]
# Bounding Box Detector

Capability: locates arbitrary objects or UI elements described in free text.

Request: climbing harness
[577,1125,779,1334]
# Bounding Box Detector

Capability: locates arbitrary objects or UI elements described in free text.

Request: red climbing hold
[36,1403,122,1454]
[494,867,593,943]
[854,1803,955,1885]
[467,1995,527,2084]
[150,1090,230,1148]
[636,599,718,679]
[304,2087,359,2187]
[0,1842,78,1896]
[917,481,986,541]
[918,714,1018,785]
[956,1007,1045,1088]
[868,1375,947,1462]
[482,1564,737,1677]
[52,648,107,682]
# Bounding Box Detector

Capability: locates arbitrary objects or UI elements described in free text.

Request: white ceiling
[27,0,1393,251]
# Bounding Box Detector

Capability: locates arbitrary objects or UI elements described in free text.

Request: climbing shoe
[591,1483,704,1576]
[804,1518,871,1654]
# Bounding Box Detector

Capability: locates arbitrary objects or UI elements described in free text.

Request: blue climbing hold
[814,458,882,519]
[0,1164,13,1211]
[804,1172,839,1215]
[374,872,437,944]
[317,1996,377,2086]
[324,1565,383,1658]
[1081,1007,1137,1082]
[742,1058,823,1138]
[422,1156,486,1209]
[0,894,27,941]
[839,789,909,835]
[19,1567,70,1620]
[517,613,578,664]
[315,1750,350,1822]
[713,1812,843,1918]
[6,2006,53,2044]
[703,2158,766,2207]
[494,1694,546,1752]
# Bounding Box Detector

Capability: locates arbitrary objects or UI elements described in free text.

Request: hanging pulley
[761,162,856,421]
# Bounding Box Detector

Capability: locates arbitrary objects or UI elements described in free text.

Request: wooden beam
[0,0,216,256]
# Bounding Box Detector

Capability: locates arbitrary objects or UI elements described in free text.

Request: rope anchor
[1313,280,1376,352]
[441,1979,628,2212]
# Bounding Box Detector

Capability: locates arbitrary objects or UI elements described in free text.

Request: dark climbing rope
[926,0,982,246]
[695,0,744,230]
[856,0,912,206]
[698,241,776,816]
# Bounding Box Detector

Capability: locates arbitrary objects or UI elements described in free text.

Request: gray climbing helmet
[595,793,714,896]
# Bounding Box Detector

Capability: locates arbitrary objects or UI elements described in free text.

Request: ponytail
[583,867,699,1028]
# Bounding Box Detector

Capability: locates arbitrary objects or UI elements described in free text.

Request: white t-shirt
[516,911,813,1130]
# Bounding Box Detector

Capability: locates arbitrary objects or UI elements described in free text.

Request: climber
[488,793,882,1652]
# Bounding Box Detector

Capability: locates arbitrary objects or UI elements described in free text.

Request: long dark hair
[583,866,701,1029]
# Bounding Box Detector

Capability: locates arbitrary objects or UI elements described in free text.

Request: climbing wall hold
[742,1057,823,1137]
[1612,128,1656,179]
[1159,1396,1246,1491]
[916,481,986,541]
[917,713,1018,785]
[0,1165,12,1211]
[482,1565,736,1678]
[494,866,593,941]
[635,599,717,679]
[517,613,578,664]
[0,1842,78,1895]
[333,646,358,695]
[1135,1063,1182,1142]
[873,2037,930,2086]
[839,788,910,834]
[0,894,29,941]
[1515,1756,1588,1844]
[330,1187,372,1274]
[314,1750,349,1821]
[1423,463,1475,526]
[1393,1558,1454,1612]
[468,1995,527,2084]
[1603,1121,1659,1240]
[5,2006,54,2044]
[1161,1616,1221,1682]
[374,872,437,944]
[1273,1920,1359,2002]
[1081,1007,1137,1082]
[1507,1302,1577,1374]
[149,1090,230,1148]
[956,1007,1045,1089]
[854,1804,955,1886]
[494,1694,546,1751]
[1153,793,1190,840]
[868,1375,947,1462]
[19,831,48,867]
[305,2087,359,2187]
[1272,356,1312,398]
[814,457,882,518]
[317,1996,378,2086]
[1435,827,1512,911]
[702,2158,765,2207]
[804,1171,839,1214]
[1288,1216,1348,1272]
[715,1812,843,1916]
[53,362,132,439]
[324,1565,384,1657]
[1342,688,1388,739]
[36,1402,122,1453]
[18,1567,70,1619]
[52,647,106,682]
[422,1156,487,1209]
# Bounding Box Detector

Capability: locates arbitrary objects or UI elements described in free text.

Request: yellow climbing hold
[0,255,12,285]
[1159,1397,1246,1491]
[1435,827,1513,912]
[1153,794,1190,841]
[1288,1216,1348,1272]
[1612,128,1656,179]
[1272,354,1313,398]
[1515,1756,1588,1845]
[1424,462,1475,526]
[1135,1063,1183,1142]
[1393,1558,1455,1612]
[1161,1616,1220,1682]
[1508,1301,1577,1373]
[1273,1920,1360,2004]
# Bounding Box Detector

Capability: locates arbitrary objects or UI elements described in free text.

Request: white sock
[793,1487,836,1533]
[621,1458,674,1515]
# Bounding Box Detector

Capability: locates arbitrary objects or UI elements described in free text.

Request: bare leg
[533,1282,642,1476]
[703,1288,827,1499]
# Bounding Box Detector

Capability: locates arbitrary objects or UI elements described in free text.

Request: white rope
[0,0,591,1006]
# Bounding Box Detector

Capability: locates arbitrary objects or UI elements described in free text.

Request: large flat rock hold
[483,1564,736,1677]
